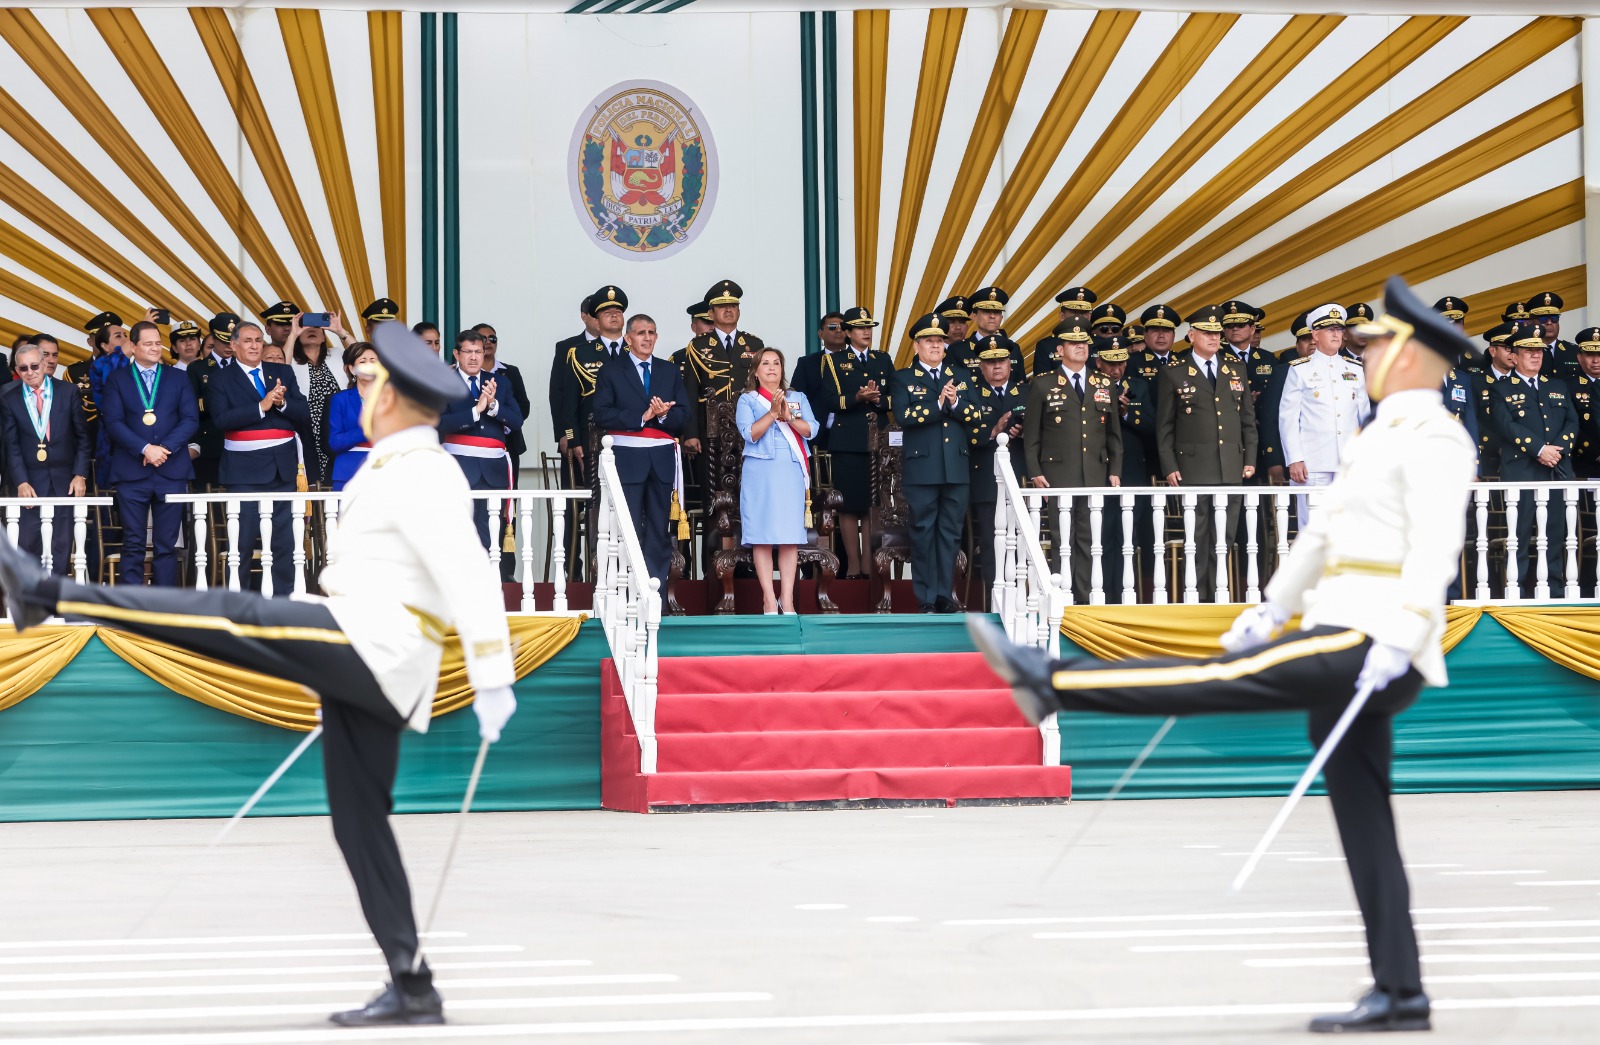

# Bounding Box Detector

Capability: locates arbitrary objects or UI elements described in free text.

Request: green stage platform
[0,614,1594,822]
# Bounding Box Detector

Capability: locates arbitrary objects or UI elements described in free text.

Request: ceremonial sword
[411,738,492,974]
[1230,674,1380,893]
[1040,715,1176,884]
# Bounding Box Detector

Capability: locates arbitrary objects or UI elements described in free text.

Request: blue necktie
[250,368,265,397]
[640,360,651,396]
[470,375,480,400]
[141,368,155,394]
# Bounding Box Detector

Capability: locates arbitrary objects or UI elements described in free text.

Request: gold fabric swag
[0,616,585,731]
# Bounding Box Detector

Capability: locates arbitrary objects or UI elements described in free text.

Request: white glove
[473,686,517,743]
[1220,603,1289,653]
[1356,643,1412,694]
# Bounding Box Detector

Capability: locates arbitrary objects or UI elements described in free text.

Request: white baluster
[1564,486,1580,599]
[4,504,18,549]
[486,497,503,570]
[1504,493,1520,600]
[259,499,275,598]
[1181,493,1198,604]
[72,504,88,583]
[192,502,209,591]
[1151,491,1168,605]
[524,496,541,612]
[1120,492,1136,606]
[226,499,242,591]
[1474,488,1491,601]
[1088,493,1104,605]
[637,577,662,774]
[1275,491,1291,580]
[1244,493,1261,603]
[1212,495,1230,604]
[1532,489,1550,600]
[292,498,308,595]
[39,508,53,575]
[1056,495,1072,605]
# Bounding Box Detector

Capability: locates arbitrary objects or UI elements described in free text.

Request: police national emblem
[571,80,718,260]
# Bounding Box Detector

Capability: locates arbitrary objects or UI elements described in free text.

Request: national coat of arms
[569,80,716,260]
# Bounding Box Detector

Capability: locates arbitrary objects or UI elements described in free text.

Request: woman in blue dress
[326,342,379,491]
[737,347,816,614]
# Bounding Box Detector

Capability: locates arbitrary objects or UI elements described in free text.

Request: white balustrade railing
[992,435,1069,766]
[165,488,588,611]
[1001,479,1600,607]
[595,437,662,774]
[0,496,112,585]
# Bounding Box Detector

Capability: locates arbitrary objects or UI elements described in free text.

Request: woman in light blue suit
[737,347,816,614]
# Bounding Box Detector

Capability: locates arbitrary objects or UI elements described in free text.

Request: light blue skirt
[740,455,808,546]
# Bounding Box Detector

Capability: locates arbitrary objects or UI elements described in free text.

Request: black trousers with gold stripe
[1046,625,1425,997]
[49,579,435,996]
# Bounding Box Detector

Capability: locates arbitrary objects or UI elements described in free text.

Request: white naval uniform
[1264,388,1477,686]
[1278,349,1370,526]
[317,423,516,731]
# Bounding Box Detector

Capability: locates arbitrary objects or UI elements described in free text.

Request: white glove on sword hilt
[473,686,517,743]
[1356,642,1413,694]
[1220,603,1289,654]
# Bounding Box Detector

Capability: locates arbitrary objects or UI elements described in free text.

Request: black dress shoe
[1308,989,1430,1033]
[933,595,959,614]
[0,533,53,632]
[919,602,936,613]
[966,615,1056,725]
[329,983,446,1027]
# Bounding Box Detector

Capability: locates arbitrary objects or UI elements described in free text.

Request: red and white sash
[755,387,810,487]
[607,427,684,511]
[223,428,295,452]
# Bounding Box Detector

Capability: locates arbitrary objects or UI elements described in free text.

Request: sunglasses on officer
[14,362,42,372]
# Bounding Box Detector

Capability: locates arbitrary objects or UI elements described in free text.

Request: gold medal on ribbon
[36,444,47,462]
[143,410,157,426]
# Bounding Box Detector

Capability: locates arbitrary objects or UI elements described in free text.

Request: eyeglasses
[482,335,498,343]
[14,363,41,372]
[823,324,842,330]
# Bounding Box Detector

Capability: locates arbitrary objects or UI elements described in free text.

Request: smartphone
[152,308,170,326]
[301,312,331,328]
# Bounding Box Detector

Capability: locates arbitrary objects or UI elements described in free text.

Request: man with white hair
[1279,304,1369,527]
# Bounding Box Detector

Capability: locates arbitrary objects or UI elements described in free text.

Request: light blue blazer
[737,389,817,460]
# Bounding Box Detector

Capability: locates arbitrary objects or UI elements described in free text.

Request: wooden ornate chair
[865,411,967,613]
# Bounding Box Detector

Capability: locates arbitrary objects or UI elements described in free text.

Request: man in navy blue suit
[1,343,91,573]
[208,321,311,594]
[101,321,199,586]
[439,330,523,551]
[591,314,687,598]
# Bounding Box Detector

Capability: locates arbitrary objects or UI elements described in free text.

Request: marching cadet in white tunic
[970,277,1478,1034]
[1279,303,1370,527]
[0,324,516,1029]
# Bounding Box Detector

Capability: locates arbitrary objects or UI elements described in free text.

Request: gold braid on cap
[356,359,389,440]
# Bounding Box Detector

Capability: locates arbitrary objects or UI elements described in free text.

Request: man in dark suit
[209,321,311,595]
[789,311,847,451]
[1,343,90,573]
[591,313,688,600]
[101,321,199,586]
[961,339,1026,597]
[894,313,981,612]
[1155,304,1258,602]
[475,323,531,578]
[439,329,524,552]
[1491,326,1579,595]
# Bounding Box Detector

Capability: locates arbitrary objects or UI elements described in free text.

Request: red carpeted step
[655,689,1025,734]
[656,726,1042,773]
[656,652,1006,695]
[640,765,1072,807]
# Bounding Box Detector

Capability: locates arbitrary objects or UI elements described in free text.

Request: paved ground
[0,790,1595,1043]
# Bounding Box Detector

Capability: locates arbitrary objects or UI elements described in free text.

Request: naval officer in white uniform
[0,322,517,1029]
[1279,303,1370,527]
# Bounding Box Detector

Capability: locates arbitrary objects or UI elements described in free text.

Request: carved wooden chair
[705,399,842,614]
[865,411,967,613]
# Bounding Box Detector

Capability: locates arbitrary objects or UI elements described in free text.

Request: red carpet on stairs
[602,652,1072,812]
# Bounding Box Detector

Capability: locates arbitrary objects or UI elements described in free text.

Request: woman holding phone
[326,342,379,491]
[736,347,816,614]
[287,312,351,485]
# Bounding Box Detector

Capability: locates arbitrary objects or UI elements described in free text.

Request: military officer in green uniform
[1033,287,1098,376]
[894,313,980,612]
[1131,303,1183,383]
[951,286,1024,381]
[962,338,1027,595]
[1528,290,1579,381]
[1155,304,1257,602]
[1490,324,1579,596]
[826,305,894,580]
[1023,321,1122,604]
[937,296,972,346]
[185,312,240,490]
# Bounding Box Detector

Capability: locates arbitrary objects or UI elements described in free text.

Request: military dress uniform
[824,338,895,528]
[0,325,514,1028]
[961,344,1027,592]
[1528,292,1578,381]
[1022,352,1122,604]
[1570,328,1600,480]
[186,313,241,490]
[1489,361,1578,595]
[894,313,980,611]
[975,277,1481,1035]
[1130,304,1183,384]
[1278,306,1370,527]
[1154,308,1258,602]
